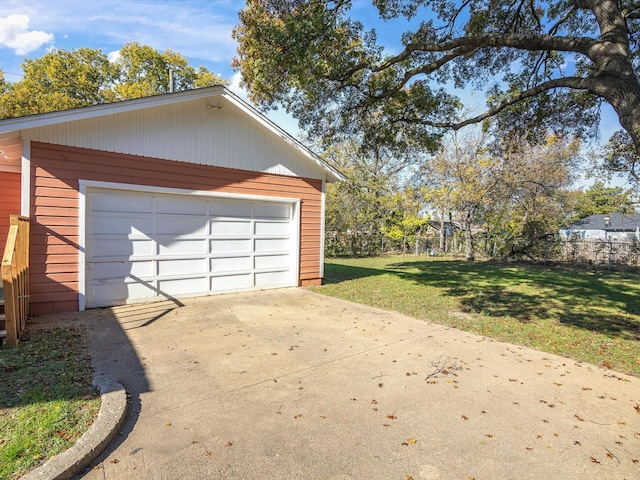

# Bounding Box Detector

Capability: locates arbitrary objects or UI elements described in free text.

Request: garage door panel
[157,196,206,215]
[158,277,208,296]
[211,238,253,253]
[158,258,208,275]
[92,238,155,257]
[91,216,155,235]
[211,256,253,273]
[91,192,154,213]
[211,220,252,235]
[210,199,252,217]
[157,216,207,235]
[255,270,290,287]
[254,221,290,235]
[254,203,290,219]
[91,281,157,306]
[255,254,290,269]
[158,238,208,255]
[255,238,289,252]
[92,260,155,280]
[211,273,253,291]
[86,188,297,307]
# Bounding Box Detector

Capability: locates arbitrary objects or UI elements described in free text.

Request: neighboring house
[560,212,640,240]
[426,220,458,237]
[0,86,344,315]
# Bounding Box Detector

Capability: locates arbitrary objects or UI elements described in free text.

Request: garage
[84,186,298,308]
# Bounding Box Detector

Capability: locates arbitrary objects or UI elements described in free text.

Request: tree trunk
[464,226,475,261]
[439,216,446,252]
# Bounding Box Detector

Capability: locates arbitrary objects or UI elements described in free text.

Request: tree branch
[406,33,595,56]
[395,76,594,129]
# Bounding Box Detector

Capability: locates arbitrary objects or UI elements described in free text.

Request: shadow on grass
[324,259,640,342]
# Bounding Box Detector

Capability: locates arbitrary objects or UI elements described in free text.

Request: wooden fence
[2,215,30,347]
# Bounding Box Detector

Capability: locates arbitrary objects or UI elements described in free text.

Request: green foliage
[422,132,579,260]
[113,42,223,100]
[323,140,428,256]
[571,181,637,221]
[0,43,225,119]
[317,256,640,375]
[0,48,117,118]
[599,130,640,183]
[233,1,640,180]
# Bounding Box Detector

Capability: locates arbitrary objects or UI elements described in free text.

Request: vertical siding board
[30,142,323,314]
[23,97,329,180]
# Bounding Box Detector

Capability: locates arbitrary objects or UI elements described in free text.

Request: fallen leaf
[371,399,378,405]
[378,383,384,388]
[461,415,469,421]
[294,414,303,419]
[574,441,581,446]
[574,415,585,422]
[407,438,417,444]
[387,414,397,420]
[225,442,233,447]
[590,457,600,464]
[485,434,493,439]
[110,459,119,464]
[634,405,640,414]
[205,451,212,457]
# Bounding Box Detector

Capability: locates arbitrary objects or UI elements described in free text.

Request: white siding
[23,97,325,180]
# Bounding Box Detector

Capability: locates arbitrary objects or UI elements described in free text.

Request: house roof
[0,86,345,182]
[568,212,640,231]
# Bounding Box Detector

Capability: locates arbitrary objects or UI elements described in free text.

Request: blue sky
[0,0,627,184]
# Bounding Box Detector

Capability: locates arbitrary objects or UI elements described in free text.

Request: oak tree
[233,1,640,177]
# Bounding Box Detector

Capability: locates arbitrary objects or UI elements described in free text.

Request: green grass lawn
[313,256,640,376]
[0,327,100,480]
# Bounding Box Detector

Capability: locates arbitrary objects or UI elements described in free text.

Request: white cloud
[228,71,249,100]
[0,14,53,55]
[107,49,121,63]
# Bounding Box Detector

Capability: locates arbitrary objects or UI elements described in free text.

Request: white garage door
[85,188,297,308]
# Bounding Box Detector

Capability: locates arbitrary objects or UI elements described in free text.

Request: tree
[488,135,580,258]
[233,1,640,179]
[421,131,579,260]
[323,140,403,255]
[0,48,118,118]
[113,43,223,100]
[571,180,637,220]
[421,129,501,261]
[0,43,225,119]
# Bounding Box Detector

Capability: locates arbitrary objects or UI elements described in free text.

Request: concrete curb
[22,375,128,480]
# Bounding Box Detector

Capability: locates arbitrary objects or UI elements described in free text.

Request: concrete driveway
[61,288,639,479]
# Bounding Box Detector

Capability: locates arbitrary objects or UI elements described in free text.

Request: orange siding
[0,172,21,256]
[30,142,324,314]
